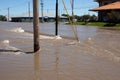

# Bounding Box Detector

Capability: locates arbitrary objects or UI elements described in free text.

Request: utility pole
[55,0,58,36]
[71,0,74,23]
[40,0,44,22]
[8,8,10,22]
[28,1,31,22]
[33,0,40,52]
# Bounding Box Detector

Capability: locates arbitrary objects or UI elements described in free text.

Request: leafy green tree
[90,14,97,22]
[0,15,7,21]
[74,15,80,20]
[61,14,69,17]
[81,14,90,22]
[61,14,97,22]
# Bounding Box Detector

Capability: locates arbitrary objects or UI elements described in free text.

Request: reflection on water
[34,52,41,80]
[33,44,61,80]
[54,44,59,80]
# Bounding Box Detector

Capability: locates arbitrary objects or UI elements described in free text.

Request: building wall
[95,0,120,21]
[98,0,119,6]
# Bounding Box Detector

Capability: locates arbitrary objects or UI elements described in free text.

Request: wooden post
[33,0,40,52]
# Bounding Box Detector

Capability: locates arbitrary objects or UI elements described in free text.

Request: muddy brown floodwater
[0,22,120,80]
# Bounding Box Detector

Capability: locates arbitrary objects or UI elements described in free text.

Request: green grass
[116,24,120,27]
[75,22,120,27]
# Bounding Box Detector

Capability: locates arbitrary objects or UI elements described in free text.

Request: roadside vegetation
[0,15,7,21]
[75,22,120,27]
[62,12,120,27]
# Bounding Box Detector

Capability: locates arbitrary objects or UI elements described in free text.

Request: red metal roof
[90,1,120,11]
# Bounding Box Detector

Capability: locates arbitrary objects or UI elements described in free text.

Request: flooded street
[0,21,120,80]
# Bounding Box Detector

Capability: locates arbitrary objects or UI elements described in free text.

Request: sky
[0,0,99,17]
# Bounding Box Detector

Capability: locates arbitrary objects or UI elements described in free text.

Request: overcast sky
[0,0,99,17]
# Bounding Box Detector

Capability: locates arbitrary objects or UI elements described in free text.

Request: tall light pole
[40,0,44,22]
[28,1,31,22]
[55,0,58,36]
[8,7,10,22]
[33,0,40,52]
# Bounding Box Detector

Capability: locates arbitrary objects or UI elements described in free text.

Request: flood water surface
[0,22,120,80]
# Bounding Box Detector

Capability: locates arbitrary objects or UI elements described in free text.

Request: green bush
[0,15,7,21]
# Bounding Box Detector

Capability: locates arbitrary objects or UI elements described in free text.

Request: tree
[0,15,7,21]
[74,15,80,20]
[82,15,90,20]
[81,14,90,22]
[90,14,97,22]
[61,14,69,17]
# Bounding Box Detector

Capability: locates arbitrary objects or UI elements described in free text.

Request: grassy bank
[75,22,120,27]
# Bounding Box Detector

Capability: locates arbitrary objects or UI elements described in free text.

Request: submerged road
[0,22,120,80]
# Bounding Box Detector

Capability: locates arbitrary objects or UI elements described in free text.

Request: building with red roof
[90,0,120,22]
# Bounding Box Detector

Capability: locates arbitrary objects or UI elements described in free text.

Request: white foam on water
[2,40,10,44]
[20,32,56,39]
[67,41,76,45]
[88,37,92,41]
[10,27,24,33]
[54,35,62,40]
[40,35,62,40]
[40,35,55,39]
[1,40,25,55]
